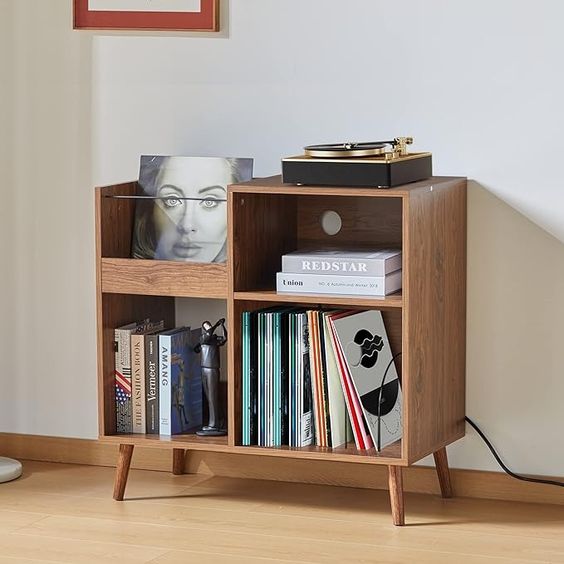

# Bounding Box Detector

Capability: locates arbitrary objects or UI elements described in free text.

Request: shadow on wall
[446,180,564,475]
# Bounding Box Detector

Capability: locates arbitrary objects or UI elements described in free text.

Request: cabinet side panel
[98,182,137,258]
[405,179,466,463]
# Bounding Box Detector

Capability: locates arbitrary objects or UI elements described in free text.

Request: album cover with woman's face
[131,156,253,263]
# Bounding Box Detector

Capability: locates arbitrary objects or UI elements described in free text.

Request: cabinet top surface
[229,175,466,197]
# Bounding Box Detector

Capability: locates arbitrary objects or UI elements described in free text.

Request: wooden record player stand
[95,175,466,526]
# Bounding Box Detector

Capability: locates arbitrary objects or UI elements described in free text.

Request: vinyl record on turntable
[304,141,392,158]
[282,136,432,188]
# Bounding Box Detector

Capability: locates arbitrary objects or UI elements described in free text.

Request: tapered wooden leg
[433,447,453,498]
[113,444,134,501]
[388,465,405,526]
[172,448,186,475]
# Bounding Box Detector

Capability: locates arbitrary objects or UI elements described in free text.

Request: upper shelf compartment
[95,182,228,299]
[228,177,404,295]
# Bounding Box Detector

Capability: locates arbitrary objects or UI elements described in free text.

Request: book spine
[131,334,146,434]
[257,312,264,446]
[249,313,258,445]
[276,271,402,296]
[242,312,250,446]
[114,328,133,434]
[159,334,172,436]
[282,255,401,277]
[299,313,314,447]
[317,311,332,448]
[145,334,159,434]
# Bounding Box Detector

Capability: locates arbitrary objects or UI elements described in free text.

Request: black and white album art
[333,310,402,450]
[132,156,253,263]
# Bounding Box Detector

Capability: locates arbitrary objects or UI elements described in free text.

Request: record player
[281,137,432,188]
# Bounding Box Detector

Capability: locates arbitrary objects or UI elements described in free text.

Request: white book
[282,249,401,277]
[276,270,402,297]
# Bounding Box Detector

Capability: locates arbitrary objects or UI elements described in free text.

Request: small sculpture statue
[194,318,227,436]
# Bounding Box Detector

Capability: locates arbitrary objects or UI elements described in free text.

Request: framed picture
[73,0,219,32]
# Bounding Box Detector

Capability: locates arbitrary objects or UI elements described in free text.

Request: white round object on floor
[0,457,22,483]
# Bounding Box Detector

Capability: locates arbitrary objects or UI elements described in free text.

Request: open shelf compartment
[228,187,403,297]
[228,297,404,464]
[96,182,228,299]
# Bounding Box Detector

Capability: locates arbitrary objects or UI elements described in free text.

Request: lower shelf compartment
[100,434,404,465]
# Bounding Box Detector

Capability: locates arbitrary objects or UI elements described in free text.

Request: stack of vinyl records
[241,308,402,451]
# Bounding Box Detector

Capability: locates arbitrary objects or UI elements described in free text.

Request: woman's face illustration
[152,158,230,262]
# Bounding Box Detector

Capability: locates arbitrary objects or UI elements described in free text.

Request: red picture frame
[73,0,219,32]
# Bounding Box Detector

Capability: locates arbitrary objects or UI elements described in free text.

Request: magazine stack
[276,249,402,297]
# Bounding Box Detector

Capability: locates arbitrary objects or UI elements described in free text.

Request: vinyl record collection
[241,308,402,451]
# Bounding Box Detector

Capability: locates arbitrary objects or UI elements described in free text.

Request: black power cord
[465,416,564,488]
[373,351,563,487]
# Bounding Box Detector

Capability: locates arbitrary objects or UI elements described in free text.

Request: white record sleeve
[331,310,402,450]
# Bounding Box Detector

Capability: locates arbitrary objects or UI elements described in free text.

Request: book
[296,312,314,447]
[307,310,326,447]
[131,321,165,434]
[159,327,203,436]
[114,319,151,434]
[317,310,332,447]
[282,249,401,277]
[276,270,402,297]
[241,311,258,446]
[242,312,251,445]
[145,333,160,434]
[331,310,402,451]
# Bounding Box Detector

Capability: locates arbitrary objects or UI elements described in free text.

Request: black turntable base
[281,137,432,188]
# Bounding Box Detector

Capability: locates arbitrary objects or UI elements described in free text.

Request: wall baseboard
[1,433,562,505]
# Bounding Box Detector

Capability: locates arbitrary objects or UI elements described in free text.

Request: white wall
[1,0,563,478]
[0,0,16,428]
[0,1,95,438]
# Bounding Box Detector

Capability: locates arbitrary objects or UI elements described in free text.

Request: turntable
[281,137,432,188]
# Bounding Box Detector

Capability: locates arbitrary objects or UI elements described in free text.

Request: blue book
[159,327,202,435]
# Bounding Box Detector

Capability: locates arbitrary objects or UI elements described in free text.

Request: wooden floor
[0,461,562,563]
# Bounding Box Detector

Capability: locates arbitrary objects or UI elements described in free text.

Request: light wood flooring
[0,460,562,563]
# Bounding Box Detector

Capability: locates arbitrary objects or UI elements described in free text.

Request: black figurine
[194,318,227,436]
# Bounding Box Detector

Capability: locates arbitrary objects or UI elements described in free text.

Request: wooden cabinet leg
[113,444,134,501]
[172,448,186,475]
[433,447,454,498]
[388,465,405,526]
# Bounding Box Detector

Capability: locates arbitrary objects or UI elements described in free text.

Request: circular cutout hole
[321,210,342,236]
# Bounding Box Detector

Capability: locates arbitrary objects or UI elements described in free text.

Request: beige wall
[0,0,16,426]
[1,0,563,478]
[0,1,95,437]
